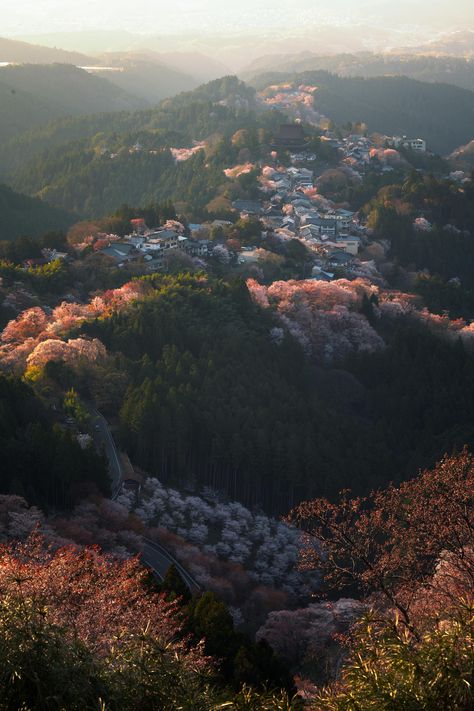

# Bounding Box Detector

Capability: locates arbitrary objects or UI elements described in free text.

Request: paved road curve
[91,408,123,498]
[141,538,201,594]
[90,408,200,594]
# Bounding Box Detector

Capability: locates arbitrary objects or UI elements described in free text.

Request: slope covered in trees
[0,535,297,709]
[0,74,264,179]
[289,451,474,707]
[60,273,474,514]
[0,64,146,146]
[251,71,474,154]
[0,183,74,240]
[11,144,238,218]
[365,172,474,316]
[4,89,282,217]
[0,76,283,216]
[0,375,108,509]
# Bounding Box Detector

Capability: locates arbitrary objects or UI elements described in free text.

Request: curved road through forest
[90,408,200,593]
[91,409,123,499]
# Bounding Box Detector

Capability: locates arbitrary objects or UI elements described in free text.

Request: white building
[389,136,427,152]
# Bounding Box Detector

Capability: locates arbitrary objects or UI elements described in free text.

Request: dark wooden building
[272,123,307,151]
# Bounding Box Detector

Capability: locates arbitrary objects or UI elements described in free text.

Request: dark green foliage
[166,76,257,108]
[347,325,474,480]
[315,610,474,710]
[367,174,474,311]
[0,76,282,218]
[343,168,406,211]
[159,564,192,604]
[0,258,70,295]
[396,225,474,289]
[0,112,151,179]
[76,273,474,512]
[0,76,276,177]
[186,592,237,666]
[12,144,227,218]
[232,216,264,245]
[0,375,109,509]
[415,273,474,319]
[0,596,105,711]
[0,574,298,711]
[0,183,74,241]
[112,200,177,228]
[185,592,295,695]
[84,274,332,511]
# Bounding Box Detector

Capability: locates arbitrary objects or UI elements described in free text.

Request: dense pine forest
[0,375,108,508]
[69,273,474,513]
[0,183,74,240]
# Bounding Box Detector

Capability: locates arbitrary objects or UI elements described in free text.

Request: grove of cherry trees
[0,281,150,373]
[131,478,321,600]
[3,273,474,376]
[247,276,474,364]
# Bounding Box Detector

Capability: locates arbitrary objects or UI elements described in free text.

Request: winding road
[90,408,200,593]
[141,538,201,593]
[91,408,123,499]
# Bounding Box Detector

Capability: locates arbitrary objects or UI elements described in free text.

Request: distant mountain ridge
[0,36,94,64]
[0,48,236,146]
[87,55,199,105]
[397,30,474,58]
[241,51,474,93]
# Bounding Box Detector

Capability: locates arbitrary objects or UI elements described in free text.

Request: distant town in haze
[0,2,474,709]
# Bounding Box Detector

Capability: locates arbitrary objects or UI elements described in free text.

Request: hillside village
[65,121,439,287]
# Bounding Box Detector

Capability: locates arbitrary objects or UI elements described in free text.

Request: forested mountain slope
[251,71,474,154]
[0,375,108,508]
[0,75,265,181]
[89,59,198,104]
[1,77,281,217]
[0,64,147,146]
[14,148,222,218]
[74,274,474,514]
[0,184,74,240]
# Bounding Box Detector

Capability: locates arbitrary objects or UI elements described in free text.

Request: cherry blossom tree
[248,278,384,363]
[1,307,49,344]
[288,450,474,631]
[26,337,107,368]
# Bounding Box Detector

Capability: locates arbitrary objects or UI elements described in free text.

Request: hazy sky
[3,0,474,37]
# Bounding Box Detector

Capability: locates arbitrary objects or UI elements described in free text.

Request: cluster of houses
[23,248,69,269]
[387,136,427,153]
[97,219,210,269]
[88,122,433,280]
[321,131,427,173]
[251,163,365,275]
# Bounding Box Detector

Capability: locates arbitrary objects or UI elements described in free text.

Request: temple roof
[277,124,305,140]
